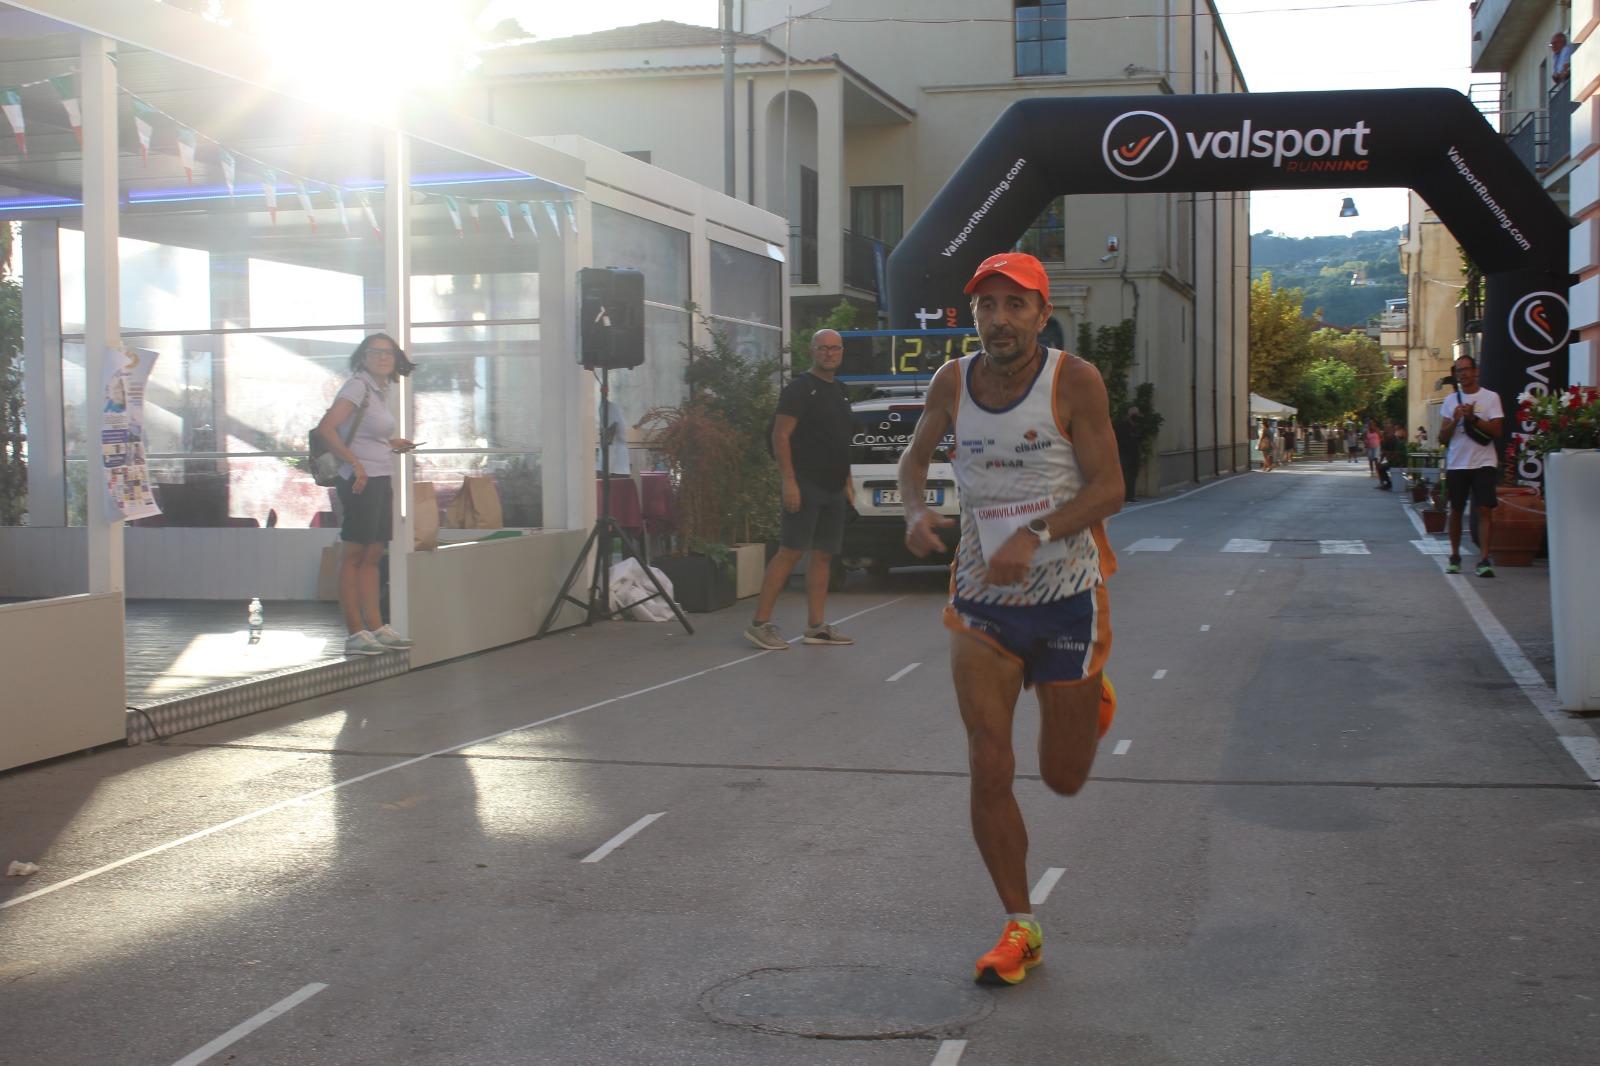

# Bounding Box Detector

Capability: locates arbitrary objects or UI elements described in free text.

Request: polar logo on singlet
[1507,291,1569,356]
[1102,111,1180,181]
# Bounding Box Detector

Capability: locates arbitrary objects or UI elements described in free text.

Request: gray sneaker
[372,624,414,649]
[802,623,854,646]
[744,621,789,651]
[344,630,387,656]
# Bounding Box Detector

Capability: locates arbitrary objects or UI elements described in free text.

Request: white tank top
[950,347,1116,606]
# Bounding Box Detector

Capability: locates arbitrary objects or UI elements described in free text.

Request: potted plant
[1420,479,1448,534]
[638,394,744,613]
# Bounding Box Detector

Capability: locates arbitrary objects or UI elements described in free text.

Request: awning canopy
[1250,392,1298,418]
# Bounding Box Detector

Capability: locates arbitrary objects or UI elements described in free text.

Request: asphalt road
[3,463,1598,1066]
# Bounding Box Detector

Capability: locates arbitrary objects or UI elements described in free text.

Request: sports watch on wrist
[1026,517,1053,544]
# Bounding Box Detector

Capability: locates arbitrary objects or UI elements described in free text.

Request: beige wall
[1401,193,1468,436]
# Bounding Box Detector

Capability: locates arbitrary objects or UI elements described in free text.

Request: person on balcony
[1552,32,1576,84]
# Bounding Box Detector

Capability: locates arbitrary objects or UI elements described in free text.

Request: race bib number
[972,496,1070,571]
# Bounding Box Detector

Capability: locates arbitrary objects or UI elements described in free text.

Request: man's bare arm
[1041,359,1123,537]
[898,361,960,555]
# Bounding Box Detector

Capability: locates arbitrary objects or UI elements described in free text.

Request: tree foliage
[1249,271,1317,403]
[1305,327,1386,413]
[0,225,26,526]
[1076,318,1163,458]
[1291,359,1360,424]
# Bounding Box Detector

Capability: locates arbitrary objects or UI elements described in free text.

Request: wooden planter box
[1489,488,1546,567]
[654,553,737,613]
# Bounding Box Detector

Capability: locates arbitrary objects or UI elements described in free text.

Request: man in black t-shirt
[745,329,857,650]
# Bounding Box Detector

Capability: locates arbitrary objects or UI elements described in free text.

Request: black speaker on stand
[537,268,692,638]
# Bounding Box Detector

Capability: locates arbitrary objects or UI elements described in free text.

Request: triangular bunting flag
[563,201,579,236]
[261,169,278,224]
[334,186,351,235]
[132,98,155,165]
[295,180,316,231]
[50,75,80,146]
[176,127,197,184]
[468,200,482,233]
[444,194,463,237]
[519,202,537,237]
[358,191,381,235]
[219,148,236,196]
[543,201,561,236]
[1,88,26,157]
[495,201,514,239]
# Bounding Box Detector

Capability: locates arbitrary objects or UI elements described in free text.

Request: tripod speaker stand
[536,367,693,637]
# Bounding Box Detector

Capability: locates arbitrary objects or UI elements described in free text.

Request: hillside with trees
[1250,227,1405,328]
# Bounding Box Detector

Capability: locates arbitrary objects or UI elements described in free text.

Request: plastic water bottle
[247,597,264,644]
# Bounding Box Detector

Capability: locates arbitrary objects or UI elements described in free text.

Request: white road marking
[1113,739,1133,755]
[1412,539,1453,556]
[1200,624,1211,632]
[1153,669,1168,680]
[1108,472,1250,517]
[1401,505,1600,783]
[582,812,665,864]
[1223,538,1271,553]
[1029,867,1066,905]
[1225,589,1235,596]
[1319,539,1370,555]
[1125,537,1183,552]
[932,1040,968,1065]
[1,597,912,912]
[885,662,922,683]
[170,983,326,1066]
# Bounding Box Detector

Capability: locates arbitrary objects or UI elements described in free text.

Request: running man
[898,252,1124,987]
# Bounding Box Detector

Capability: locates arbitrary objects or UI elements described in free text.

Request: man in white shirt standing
[1438,354,1505,577]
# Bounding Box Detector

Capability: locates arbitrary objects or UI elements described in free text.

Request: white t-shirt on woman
[333,371,396,479]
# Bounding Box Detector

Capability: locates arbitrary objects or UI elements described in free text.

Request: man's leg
[752,547,805,623]
[1036,675,1106,796]
[952,632,1029,914]
[805,550,831,626]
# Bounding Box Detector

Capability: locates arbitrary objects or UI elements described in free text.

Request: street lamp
[1339,197,1359,218]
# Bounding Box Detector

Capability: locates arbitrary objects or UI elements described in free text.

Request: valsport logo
[1103,111,1180,182]
[1507,291,1569,356]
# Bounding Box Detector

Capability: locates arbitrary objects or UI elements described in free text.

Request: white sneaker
[373,625,414,649]
[344,630,386,656]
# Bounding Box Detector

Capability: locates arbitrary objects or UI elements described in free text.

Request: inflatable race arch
[886,89,1571,479]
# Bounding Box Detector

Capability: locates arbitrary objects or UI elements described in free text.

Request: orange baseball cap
[963,252,1050,300]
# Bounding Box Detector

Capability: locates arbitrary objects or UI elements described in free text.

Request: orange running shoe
[973,920,1043,986]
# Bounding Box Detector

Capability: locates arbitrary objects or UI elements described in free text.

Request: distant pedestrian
[1415,425,1429,447]
[1271,425,1286,466]
[1257,421,1274,471]
[1346,425,1361,462]
[1282,423,1297,462]
[1364,421,1382,476]
[1439,354,1504,578]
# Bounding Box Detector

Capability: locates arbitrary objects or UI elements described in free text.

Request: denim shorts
[779,481,847,554]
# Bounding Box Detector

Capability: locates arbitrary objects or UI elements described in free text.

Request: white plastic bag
[609,557,678,622]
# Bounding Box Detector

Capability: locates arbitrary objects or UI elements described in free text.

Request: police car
[835,384,962,584]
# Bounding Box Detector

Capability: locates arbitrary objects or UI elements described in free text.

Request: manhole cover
[701,965,992,1040]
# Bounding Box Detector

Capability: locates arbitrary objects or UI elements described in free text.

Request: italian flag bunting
[50,76,80,146]
[1,88,25,156]
[519,201,537,237]
[176,126,197,184]
[261,169,278,224]
[333,186,351,235]
[219,148,236,196]
[495,201,514,239]
[444,194,463,237]
[132,98,155,165]
[295,180,316,230]
[542,201,561,236]
[563,201,578,236]
[358,191,380,234]
[468,200,482,232]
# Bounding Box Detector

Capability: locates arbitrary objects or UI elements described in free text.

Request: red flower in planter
[1538,419,1552,432]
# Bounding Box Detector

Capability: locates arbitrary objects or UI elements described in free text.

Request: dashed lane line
[0,597,909,911]
[581,812,665,864]
[1153,669,1168,680]
[1113,739,1133,755]
[885,662,922,683]
[1029,867,1066,905]
[932,1040,968,1065]
[170,983,327,1066]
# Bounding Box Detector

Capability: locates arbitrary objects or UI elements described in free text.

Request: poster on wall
[101,346,161,521]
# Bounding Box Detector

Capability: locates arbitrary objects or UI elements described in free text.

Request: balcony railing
[843,230,888,296]
[1379,310,1408,332]
[1547,77,1574,170]
[1503,79,1577,178]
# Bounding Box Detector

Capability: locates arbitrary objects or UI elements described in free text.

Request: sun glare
[245,0,481,118]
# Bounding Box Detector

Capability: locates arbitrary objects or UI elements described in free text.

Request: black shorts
[1445,467,1498,512]
[337,475,393,543]
[779,481,847,554]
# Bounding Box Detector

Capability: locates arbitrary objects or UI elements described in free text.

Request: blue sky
[484,0,1474,237]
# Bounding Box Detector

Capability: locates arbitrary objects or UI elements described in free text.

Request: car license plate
[875,489,943,506]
